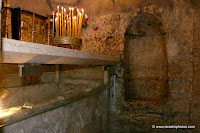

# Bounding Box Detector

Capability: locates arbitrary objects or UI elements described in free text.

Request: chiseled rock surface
[102,0,196,132]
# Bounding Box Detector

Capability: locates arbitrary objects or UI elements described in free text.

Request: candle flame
[62,6,63,10]
[72,7,74,11]
[55,17,58,21]
[59,13,61,16]
[64,8,66,12]
[73,16,76,19]
[53,12,55,15]
[57,5,59,10]
[79,12,81,16]
[82,8,84,13]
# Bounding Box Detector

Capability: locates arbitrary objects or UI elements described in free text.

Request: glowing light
[0,106,21,118]
[79,12,82,16]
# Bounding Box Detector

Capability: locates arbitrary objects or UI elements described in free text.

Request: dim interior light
[0,106,21,118]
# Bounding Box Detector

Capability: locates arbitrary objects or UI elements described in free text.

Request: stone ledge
[1,38,119,65]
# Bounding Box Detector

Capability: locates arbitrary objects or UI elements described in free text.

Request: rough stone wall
[1,90,108,133]
[76,0,174,20]
[124,12,169,100]
[95,0,198,132]
[191,7,200,132]
[81,13,128,56]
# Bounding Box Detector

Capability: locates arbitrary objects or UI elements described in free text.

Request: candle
[56,13,59,37]
[64,20,67,36]
[67,14,69,36]
[52,12,55,37]
[72,7,74,37]
[69,7,72,37]
[78,11,82,38]
[74,16,77,38]
[57,6,60,36]
[61,6,64,36]
[76,9,79,38]
[69,18,71,37]
[59,13,61,36]
[64,8,66,36]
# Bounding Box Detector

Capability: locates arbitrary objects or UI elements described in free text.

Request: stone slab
[1,38,119,65]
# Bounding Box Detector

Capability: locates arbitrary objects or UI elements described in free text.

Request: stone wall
[1,0,200,132]
[124,12,168,100]
[88,0,200,132]
[1,90,108,133]
[191,7,200,132]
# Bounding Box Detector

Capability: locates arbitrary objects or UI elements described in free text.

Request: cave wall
[191,7,200,131]
[124,12,168,101]
[1,0,200,132]
[78,0,199,132]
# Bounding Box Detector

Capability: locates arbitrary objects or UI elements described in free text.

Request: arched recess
[124,12,169,102]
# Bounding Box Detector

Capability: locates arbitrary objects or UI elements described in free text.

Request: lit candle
[61,6,64,36]
[56,13,59,37]
[78,11,82,38]
[72,7,74,37]
[76,9,79,38]
[69,7,72,37]
[67,14,69,36]
[64,20,67,36]
[57,6,60,36]
[52,12,55,37]
[59,13,61,36]
[64,8,66,36]
[69,18,71,37]
[74,16,77,38]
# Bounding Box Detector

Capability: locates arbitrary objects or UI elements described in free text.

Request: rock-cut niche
[124,12,169,102]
